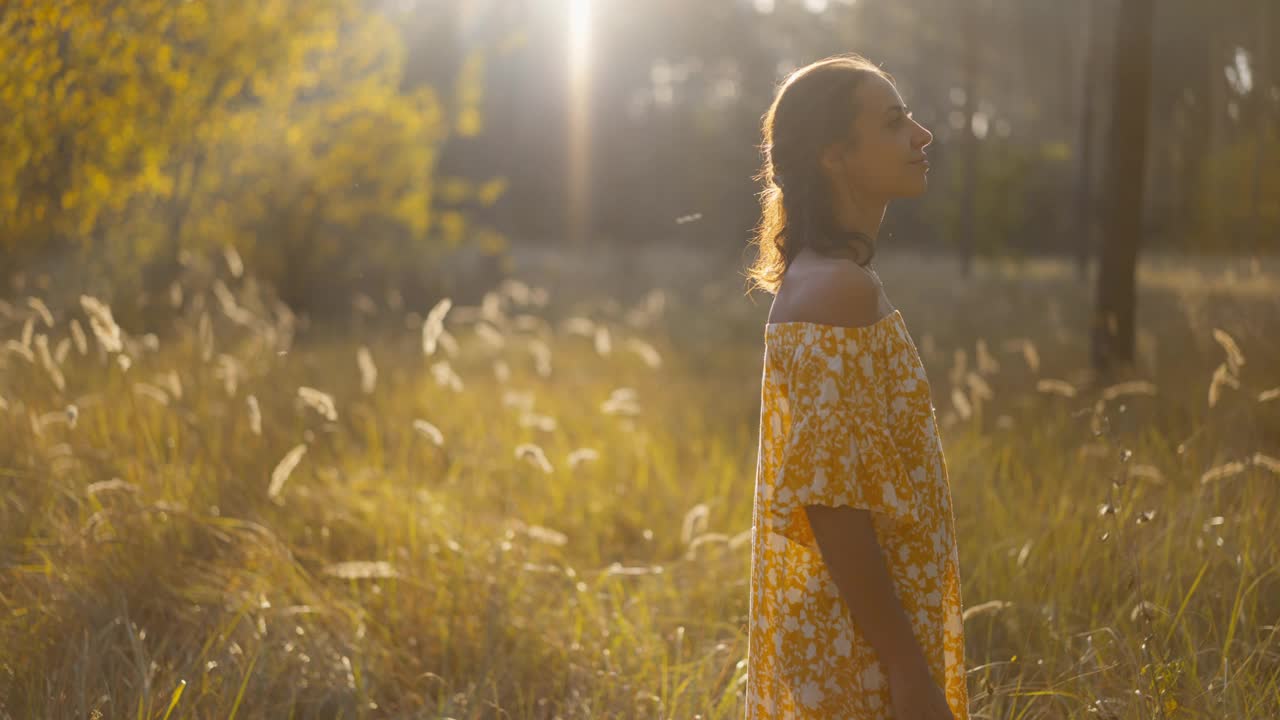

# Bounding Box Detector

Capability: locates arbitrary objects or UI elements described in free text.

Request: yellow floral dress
[745,309,970,719]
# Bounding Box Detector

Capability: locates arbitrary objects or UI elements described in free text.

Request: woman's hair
[745,53,894,295]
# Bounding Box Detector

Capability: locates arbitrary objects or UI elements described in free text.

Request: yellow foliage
[457,108,484,138]
[0,0,466,273]
[440,178,473,205]
[476,228,508,256]
[476,177,509,207]
[0,0,503,299]
[440,211,467,245]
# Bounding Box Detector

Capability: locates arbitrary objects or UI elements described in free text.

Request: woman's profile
[743,54,968,718]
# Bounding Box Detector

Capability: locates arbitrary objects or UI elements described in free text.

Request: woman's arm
[805,504,929,673]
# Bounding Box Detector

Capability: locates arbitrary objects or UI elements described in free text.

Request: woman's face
[823,74,934,202]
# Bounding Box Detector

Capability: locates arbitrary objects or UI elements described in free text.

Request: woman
[743,54,968,719]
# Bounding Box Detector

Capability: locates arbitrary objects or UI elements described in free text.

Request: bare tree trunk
[1091,0,1154,378]
[1074,0,1098,281]
[958,4,979,278]
[1207,30,1228,243]
[1175,5,1212,251]
[1250,0,1273,255]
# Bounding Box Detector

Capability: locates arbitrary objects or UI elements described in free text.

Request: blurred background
[2,2,1280,718]
[2,2,1280,712]
[3,0,1276,319]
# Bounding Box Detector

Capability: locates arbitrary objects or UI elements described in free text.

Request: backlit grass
[2,249,1277,718]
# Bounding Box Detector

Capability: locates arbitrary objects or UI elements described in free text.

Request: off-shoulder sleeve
[767,335,919,553]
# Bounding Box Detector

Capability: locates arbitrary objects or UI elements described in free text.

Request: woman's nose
[915,122,933,149]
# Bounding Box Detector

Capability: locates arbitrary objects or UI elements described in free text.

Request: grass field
[2,247,1278,719]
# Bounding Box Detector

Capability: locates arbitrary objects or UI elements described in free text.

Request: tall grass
[1,247,1277,718]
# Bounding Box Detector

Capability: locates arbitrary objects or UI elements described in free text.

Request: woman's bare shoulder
[767,258,882,328]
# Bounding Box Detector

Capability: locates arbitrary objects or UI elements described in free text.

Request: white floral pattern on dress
[745,309,970,719]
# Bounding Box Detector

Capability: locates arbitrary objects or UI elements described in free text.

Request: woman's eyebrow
[885,104,910,116]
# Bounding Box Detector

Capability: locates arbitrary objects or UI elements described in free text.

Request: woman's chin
[896,179,929,198]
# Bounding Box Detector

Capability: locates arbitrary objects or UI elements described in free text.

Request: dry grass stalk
[518,412,557,432]
[474,321,506,349]
[214,354,243,396]
[1249,453,1279,475]
[1211,328,1245,374]
[422,297,453,356]
[961,599,1013,622]
[157,370,183,400]
[298,387,338,422]
[975,338,1000,374]
[1207,363,1240,408]
[624,338,663,369]
[133,383,170,406]
[594,326,612,356]
[563,317,596,337]
[246,394,263,436]
[514,443,553,474]
[26,297,54,328]
[3,340,34,363]
[69,319,88,355]
[566,447,599,469]
[34,334,65,391]
[429,361,464,392]
[1199,460,1248,484]
[1036,379,1077,398]
[78,295,123,354]
[197,310,213,362]
[528,339,552,377]
[1101,380,1158,401]
[356,346,377,395]
[601,387,640,416]
[951,388,973,420]
[268,443,308,500]
[323,561,398,580]
[681,503,709,546]
[53,337,71,365]
[222,244,244,278]
[412,419,444,446]
[492,359,511,383]
[523,524,568,546]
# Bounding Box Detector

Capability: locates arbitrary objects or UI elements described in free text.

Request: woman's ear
[819,142,846,182]
[818,144,846,193]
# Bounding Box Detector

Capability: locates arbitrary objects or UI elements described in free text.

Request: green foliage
[926,138,1075,257]
[1195,130,1280,252]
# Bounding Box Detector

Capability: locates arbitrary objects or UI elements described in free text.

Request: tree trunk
[1090,0,1154,378]
[957,3,979,278]
[1250,0,1273,255]
[1074,0,1098,281]
[1176,11,1212,251]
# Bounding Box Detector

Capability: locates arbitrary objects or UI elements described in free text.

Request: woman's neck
[832,196,888,242]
